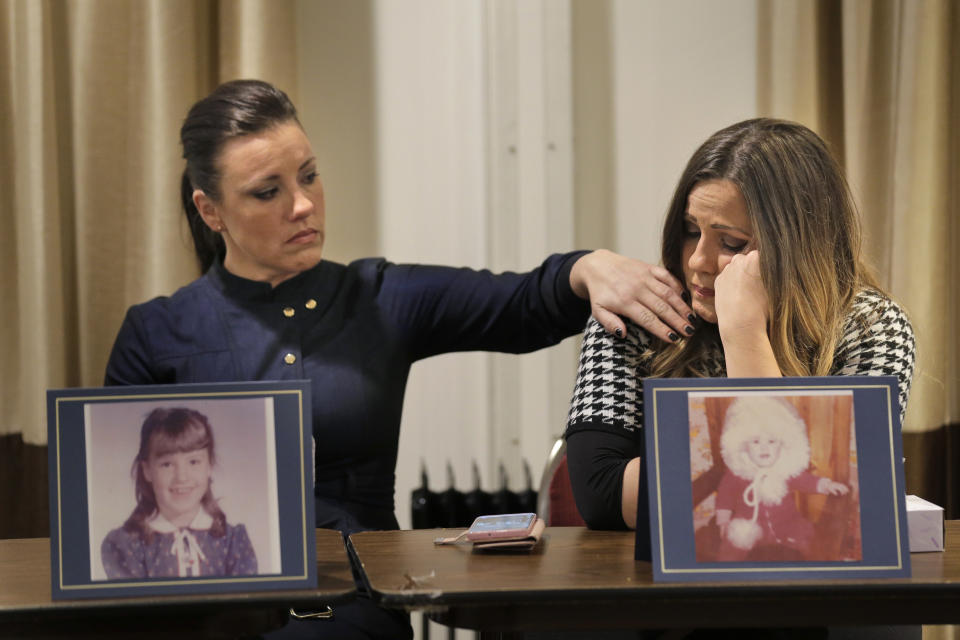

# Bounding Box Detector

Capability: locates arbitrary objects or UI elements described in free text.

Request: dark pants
[263,497,412,640]
[264,597,412,640]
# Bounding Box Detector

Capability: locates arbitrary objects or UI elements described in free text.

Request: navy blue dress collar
[206,259,344,313]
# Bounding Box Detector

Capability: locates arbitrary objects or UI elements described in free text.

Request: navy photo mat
[637,376,910,582]
[47,380,317,599]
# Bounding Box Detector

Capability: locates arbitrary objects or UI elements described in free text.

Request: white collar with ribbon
[147,510,212,577]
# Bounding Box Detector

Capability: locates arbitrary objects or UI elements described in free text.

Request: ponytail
[181,172,224,273]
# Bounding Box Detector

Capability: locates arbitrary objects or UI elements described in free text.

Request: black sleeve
[563,316,651,529]
[104,306,159,386]
[565,424,641,530]
[374,251,592,360]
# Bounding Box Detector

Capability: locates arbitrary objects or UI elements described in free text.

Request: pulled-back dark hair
[124,407,226,541]
[180,79,300,272]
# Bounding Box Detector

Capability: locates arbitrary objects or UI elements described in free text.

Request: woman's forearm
[620,457,641,529]
[721,330,782,378]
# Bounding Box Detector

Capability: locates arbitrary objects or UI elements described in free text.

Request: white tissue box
[906,494,944,552]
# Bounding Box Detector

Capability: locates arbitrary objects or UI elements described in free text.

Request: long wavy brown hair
[651,118,878,378]
[124,407,227,542]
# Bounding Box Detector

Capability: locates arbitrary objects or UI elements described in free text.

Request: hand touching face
[713,249,769,341]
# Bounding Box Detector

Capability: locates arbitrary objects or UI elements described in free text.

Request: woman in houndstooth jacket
[564,118,915,532]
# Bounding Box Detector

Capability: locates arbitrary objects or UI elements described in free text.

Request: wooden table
[348,522,960,636]
[0,528,356,639]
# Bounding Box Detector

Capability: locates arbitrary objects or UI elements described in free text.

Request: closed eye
[722,239,748,252]
[253,187,278,201]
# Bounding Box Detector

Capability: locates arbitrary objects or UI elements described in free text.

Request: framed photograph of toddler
[638,376,910,582]
[47,380,317,599]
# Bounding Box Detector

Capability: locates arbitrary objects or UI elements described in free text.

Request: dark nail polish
[684,325,694,335]
[615,328,623,338]
[668,332,679,342]
[687,314,696,323]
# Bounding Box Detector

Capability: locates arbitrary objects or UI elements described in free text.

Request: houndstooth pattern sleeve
[566,317,654,434]
[832,289,916,422]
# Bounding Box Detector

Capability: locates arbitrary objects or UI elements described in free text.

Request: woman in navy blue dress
[104,79,694,639]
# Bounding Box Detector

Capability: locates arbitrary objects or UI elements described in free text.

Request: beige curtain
[758,0,959,468]
[759,2,959,638]
[0,0,298,445]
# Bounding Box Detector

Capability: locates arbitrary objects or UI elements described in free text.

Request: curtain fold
[759,5,959,636]
[1,0,74,441]
[758,0,959,440]
[219,0,299,105]
[0,0,297,445]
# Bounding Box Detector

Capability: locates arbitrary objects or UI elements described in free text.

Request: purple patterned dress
[101,511,258,579]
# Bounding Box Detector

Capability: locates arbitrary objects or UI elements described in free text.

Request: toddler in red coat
[715,396,849,561]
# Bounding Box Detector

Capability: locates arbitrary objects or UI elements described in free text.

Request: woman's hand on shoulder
[714,250,769,344]
[570,250,694,344]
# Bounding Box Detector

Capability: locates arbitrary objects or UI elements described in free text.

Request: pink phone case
[471,518,546,551]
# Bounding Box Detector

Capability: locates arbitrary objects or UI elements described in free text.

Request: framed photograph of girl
[47,381,316,599]
[639,376,910,582]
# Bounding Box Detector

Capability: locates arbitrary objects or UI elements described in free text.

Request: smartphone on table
[465,512,537,541]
